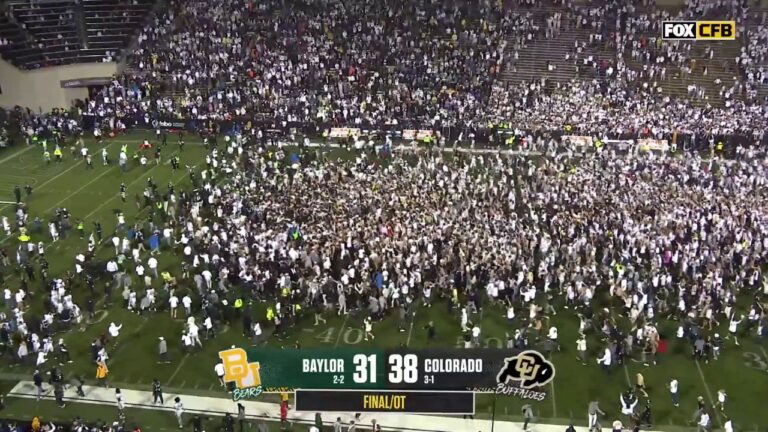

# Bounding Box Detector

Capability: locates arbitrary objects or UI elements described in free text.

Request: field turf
[0,133,766,431]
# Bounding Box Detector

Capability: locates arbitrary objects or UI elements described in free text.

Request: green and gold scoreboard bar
[247,348,516,414]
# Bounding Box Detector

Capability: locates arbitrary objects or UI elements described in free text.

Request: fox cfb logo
[219,348,264,401]
[662,21,736,40]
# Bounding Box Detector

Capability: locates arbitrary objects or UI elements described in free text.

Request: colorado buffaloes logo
[219,348,263,400]
[497,350,555,389]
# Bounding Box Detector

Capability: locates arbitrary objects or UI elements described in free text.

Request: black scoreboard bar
[294,389,475,415]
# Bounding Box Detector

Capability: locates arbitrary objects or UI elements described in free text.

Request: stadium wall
[0,59,117,112]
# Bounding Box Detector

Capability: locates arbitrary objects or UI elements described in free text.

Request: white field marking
[168,353,191,384]
[0,159,84,213]
[43,165,117,214]
[695,359,722,428]
[623,363,632,387]
[550,379,558,418]
[83,149,183,220]
[0,145,35,165]
[406,309,416,346]
[1,174,37,181]
[333,314,351,348]
[760,346,768,366]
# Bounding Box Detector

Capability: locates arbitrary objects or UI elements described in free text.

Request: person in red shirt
[280,400,288,424]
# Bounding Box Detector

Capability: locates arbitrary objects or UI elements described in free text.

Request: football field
[0,133,766,431]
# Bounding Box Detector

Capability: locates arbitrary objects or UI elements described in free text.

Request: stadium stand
[0,0,155,69]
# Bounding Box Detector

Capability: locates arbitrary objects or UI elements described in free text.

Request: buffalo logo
[497,350,555,389]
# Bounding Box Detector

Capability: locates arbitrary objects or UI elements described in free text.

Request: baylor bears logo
[496,350,556,389]
[219,348,264,401]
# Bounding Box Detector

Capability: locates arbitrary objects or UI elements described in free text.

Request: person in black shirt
[237,403,246,432]
[13,185,20,204]
[93,222,102,242]
[424,321,436,342]
[49,367,63,385]
[190,415,204,432]
[57,339,71,364]
[33,370,44,401]
[152,378,163,405]
[54,382,65,408]
[222,413,234,432]
[71,375,85,397]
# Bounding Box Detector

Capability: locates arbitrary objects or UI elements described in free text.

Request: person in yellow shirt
[96,360,109,387]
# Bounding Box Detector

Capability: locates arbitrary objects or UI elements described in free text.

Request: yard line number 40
[743,351,768,373]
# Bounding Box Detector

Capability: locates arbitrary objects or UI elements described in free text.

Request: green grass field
[0,133,766,431]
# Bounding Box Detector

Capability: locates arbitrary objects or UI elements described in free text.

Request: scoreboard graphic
[219,348,555,414]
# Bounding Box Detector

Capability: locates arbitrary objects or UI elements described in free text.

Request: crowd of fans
[2,130,768,429]
[76,0,767,143]
[1,0,768,430]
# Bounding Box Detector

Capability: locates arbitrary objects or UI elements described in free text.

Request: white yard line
[0,145,35,165]
[168,353,191,385]
[43,166,117,214]
[550,380,558,418]
[83,150,183,220]
[0,159,84,213]
[623,364,632,387]
[406,309,416,347]
[695,360,722,428]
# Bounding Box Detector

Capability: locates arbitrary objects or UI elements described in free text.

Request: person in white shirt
[174,396,184,428]
[108,322,123,338]
[506,305,515,324]
[548,326,558,342]
[668,378,679,407]
[727,313,743,346]
[203,316,214,339]
[716,389,727,411]
[106,259,118,275]
[620,390,638,416]
[576,334,587,365]
[188,322,202,348]
[181,333,192,353]
[49,222,59,242]
[201,269,212,289]
[460,307,469,331]
[169,294,179,319]
[182,295,192,316]
[364,317,374,341]
[698,411,711,431]
[147,257,159,278]
[135,263,145,277]
[116,388,125,416]
[471,325,481,347]
[36,350,47,367]
[252,322,262,346]
[597,347,612,371]
[214,361,226,386]
[723,415,733,432]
